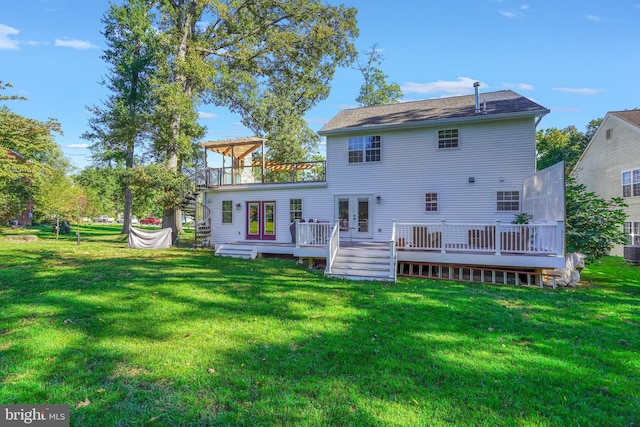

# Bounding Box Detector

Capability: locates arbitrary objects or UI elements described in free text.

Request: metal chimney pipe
[473,81,480,113]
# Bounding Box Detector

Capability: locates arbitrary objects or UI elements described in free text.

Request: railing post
[390,219,397,279]
[295,220,300,249]
[495,220,502,255]
[441,220,447,253]
[556,220,565,257]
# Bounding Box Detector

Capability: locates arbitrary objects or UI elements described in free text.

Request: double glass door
[246,201,275,240]
[335,195,372,239]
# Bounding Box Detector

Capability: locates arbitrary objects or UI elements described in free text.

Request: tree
[536,118,602,172]
[565,176,627,261]
[354,43,402,107]
[84,0,157,233]
[73,166,124,219]
[0,83,64,224]
[139,0,358,238]
[34,169,86,239]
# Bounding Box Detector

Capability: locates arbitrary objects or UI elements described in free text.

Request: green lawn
[1,225,638,426]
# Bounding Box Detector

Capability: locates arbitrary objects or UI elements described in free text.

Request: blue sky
[2,0,640,169]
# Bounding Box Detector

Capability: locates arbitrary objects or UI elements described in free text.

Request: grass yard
[0,225,638,426]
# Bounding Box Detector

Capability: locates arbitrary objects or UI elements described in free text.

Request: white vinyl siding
[327,118,538,233]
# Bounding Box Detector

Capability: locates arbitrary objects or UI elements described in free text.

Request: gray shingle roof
[610,109,640,128]
[319,90,549,134]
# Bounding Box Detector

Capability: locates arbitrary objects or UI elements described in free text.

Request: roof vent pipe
[473,81,481,114]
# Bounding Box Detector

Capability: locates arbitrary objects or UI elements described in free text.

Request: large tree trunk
[121,143,134,234]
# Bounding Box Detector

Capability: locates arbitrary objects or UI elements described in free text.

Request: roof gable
[319,90,549,135]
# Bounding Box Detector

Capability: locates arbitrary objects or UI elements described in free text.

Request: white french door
[335,195,373,239]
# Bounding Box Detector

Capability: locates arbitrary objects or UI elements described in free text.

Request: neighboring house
[197,88,566,283]
[572,109,640,256]
[5,148,33,226]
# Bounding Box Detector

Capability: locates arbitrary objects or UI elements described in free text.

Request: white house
[197,88,566,284]
[572,109,640,257]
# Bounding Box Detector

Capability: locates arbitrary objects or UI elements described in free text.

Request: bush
[565,176,627,261]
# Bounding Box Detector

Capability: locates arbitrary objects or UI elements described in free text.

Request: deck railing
[389,220,397,279]
[296,221,334,247]
[199,160,326,187]
[395,220,564,257]
[326,222,340,275]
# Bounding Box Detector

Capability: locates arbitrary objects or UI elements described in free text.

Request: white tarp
[128,227,172,249]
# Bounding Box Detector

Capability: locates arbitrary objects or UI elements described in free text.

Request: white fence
[395,220,564,256]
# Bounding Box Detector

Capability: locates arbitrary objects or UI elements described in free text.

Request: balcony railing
[198,160,326,188]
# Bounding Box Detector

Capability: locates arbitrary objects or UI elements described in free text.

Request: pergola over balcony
[198,137,326,187]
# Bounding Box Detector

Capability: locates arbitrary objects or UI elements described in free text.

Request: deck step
[215,244,257,259]
[326,245,394,281]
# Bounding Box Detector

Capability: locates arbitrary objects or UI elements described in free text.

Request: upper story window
[290,199,302,223]
[438,129,459,149]
[222,200,233,223]
[622,168,640,197]
[497,191,520,211]
[348,135,381,163]
[425,193,438,212]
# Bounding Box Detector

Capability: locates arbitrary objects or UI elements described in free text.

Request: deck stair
[215,244,258,259]
[328,243,394,281]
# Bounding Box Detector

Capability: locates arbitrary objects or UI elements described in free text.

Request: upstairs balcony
[198,161,326,188]
[197,136,325,189]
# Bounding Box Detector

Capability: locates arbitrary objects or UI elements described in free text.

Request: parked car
[140,217,161,225]
[115,216,139,224]
[93,215,115,223]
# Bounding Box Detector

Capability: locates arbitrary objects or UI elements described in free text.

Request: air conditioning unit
[623,245,640,264]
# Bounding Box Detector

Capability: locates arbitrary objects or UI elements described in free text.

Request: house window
[606,128,613,140]
[425,193,438,212]
[348,135,381,163]
[438,129,459,149]
[625,221,640,245]
[622,168,640,197]
[497,191,520,211]
[222,200,233,223]
[290,199,302,223]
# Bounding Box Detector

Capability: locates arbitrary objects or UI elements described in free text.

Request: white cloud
[67,143,89,149]
[586,15,602,22]
[553,87,603,95]
[402,77,485,96]
[54,38,97,50]
[502,82,534,91]
[498,4,529,19]
[0,24,20,50]
[198,112,217,119]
